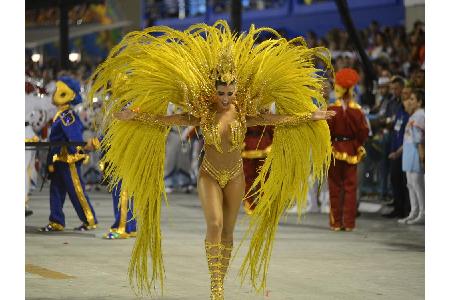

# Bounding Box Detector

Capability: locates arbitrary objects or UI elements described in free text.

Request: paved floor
[26,187,424,300]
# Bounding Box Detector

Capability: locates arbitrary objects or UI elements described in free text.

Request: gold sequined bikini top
[202,118,246,153]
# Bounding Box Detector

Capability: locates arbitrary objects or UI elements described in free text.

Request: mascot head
[52,76,82,106]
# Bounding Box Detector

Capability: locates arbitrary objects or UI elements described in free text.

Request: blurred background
[25,0,425,215]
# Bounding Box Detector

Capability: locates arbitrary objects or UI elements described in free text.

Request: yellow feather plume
[88,20,332,296]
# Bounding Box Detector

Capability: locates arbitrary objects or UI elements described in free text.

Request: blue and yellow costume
[40,76,98,232]
[103,180,137,239]
[87,135,136,239]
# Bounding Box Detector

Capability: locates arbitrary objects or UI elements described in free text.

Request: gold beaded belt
[201,158,243,188]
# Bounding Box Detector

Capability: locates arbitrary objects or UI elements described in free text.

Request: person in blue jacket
[40,76,98,232]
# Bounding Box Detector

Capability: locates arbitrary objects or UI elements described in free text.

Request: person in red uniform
[241,124,274,214]
[327,68,369,231]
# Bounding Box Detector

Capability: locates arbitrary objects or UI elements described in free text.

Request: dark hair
[215,79,236,88]
[411,88,425,108]
[408,62,421,75]
[391,76,405,87]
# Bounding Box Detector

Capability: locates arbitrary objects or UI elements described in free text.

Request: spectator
[367,20,380,47]
[387,76,405,122]
[409,29,425,67]
[370,77,392,131]
[398,89,425,225]
[369,31,392,61]
[383,81,411,218]
[411,67,425,89]
[369,76,395,201]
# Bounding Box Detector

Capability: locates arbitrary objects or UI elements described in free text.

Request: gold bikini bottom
[201,158,243,188]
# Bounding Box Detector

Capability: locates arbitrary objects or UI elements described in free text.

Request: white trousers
[406,172,425,218]
[25,150,35,207]
[307,179,329,210]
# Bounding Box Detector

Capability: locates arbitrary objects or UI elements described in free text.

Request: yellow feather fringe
[88,20,332,296]
[239,121,331,293]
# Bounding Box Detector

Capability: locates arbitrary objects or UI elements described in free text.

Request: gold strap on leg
[220,241,233,282]
[205,241,225,300]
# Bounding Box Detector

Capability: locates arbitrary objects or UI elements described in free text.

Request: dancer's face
[215,83,236,111]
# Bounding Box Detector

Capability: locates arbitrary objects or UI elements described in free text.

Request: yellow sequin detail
[202,122,223,153]
[205,241,225,300]
[201,112,246,153]
[215,46,236,85]
[229,120,246,152]
[280,113,313,126]
[132,113,166,127]
[201,158,243,188]
[241,145,272,159]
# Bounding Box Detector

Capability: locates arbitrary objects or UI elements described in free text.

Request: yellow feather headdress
[214,45,236,85]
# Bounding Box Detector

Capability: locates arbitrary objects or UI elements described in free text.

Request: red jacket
[241,125,274,159]
[327,100,369,164]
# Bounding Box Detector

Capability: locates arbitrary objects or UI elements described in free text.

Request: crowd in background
[147,0,331,19]
[26,2,115,27]
[25,20,425,221]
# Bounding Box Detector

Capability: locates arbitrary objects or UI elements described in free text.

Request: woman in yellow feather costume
[88,20,334,299]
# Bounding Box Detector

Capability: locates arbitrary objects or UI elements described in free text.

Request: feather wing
[232,26,333,292]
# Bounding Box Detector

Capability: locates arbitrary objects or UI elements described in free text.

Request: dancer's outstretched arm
[114,109,200,126]
[246,109,335,127]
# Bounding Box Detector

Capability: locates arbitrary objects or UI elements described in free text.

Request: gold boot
[220,240,233,282]
[205,241,224,300]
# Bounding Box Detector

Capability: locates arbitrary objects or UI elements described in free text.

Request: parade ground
[26,187,424,300]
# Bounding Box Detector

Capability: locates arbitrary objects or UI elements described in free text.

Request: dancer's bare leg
[198,171,226,299]
[221,172,245,242]
[197,171,224,243]
[221,172,245,279]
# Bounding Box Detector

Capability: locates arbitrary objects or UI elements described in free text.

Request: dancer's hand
[312,110,336,121]
[114,109,136,120]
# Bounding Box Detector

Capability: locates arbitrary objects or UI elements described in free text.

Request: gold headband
[215,46,236,85]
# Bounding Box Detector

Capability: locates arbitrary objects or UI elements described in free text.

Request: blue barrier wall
[152,0,405,37]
